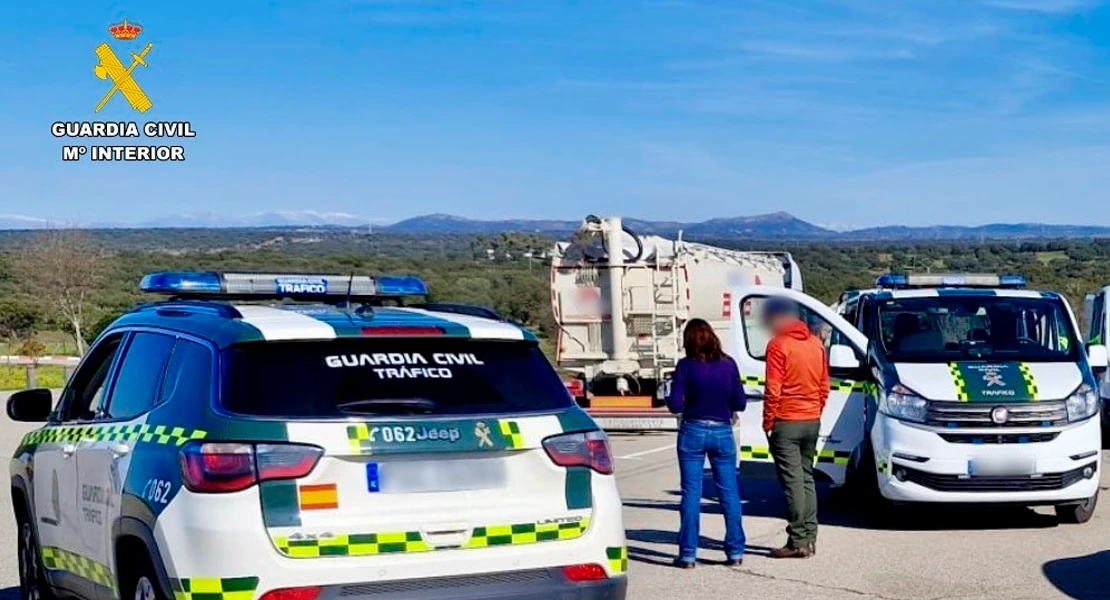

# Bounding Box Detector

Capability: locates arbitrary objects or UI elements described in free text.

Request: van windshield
[876,295,1079,363]
[221,338,574,418]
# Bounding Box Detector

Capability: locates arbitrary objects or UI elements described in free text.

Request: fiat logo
[990,406,1010,425]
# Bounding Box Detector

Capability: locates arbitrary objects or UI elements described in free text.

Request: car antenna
[344,272,355,310]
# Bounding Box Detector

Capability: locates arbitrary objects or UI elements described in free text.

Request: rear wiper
[336,398,437,415]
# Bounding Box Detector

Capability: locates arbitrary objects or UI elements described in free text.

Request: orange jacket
[763,319,829,431]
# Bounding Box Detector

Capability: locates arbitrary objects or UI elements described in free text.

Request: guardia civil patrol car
[731,273,1103,523]
[9,272,628,600]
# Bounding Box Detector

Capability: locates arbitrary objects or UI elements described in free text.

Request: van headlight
[1066,384,1099,422]
[879,384,928,423]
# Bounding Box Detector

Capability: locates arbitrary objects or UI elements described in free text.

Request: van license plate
[968,456,1035,476]
[378,458,507,493]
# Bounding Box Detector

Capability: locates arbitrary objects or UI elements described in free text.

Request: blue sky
[2,0,1110,228]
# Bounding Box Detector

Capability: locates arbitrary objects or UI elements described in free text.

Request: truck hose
[598,223,644,263]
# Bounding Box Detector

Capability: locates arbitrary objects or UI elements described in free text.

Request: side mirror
[829,344,861,370]
[1087,344,1109,371]
[7,389,53,422]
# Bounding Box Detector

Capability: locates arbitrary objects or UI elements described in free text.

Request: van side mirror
[1087,344,1109,371]
[7,389,53,422]
[829,344,861,370]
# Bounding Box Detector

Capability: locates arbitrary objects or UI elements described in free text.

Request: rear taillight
[543,430,613,475]
[257,587,321,600]
[180,442,323,493]
[562,564,608,582]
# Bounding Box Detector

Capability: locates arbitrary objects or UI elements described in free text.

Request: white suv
[9,272,628,600]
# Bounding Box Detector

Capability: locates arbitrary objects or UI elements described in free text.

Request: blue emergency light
[875,273,1026,290]
[139,271,429,299]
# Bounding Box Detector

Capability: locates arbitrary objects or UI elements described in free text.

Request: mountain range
[4,210,1110,241]
[384,212,1110,241]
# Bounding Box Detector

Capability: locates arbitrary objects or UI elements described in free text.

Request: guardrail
[0,355,80,390]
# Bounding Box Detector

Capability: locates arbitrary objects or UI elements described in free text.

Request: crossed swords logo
[474,422,494,448]
[982,371,1006,387]
[93,41,154,113]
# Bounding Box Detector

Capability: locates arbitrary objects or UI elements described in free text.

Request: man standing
[762,298,829,559]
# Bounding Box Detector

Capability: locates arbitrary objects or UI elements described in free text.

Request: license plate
[593,417,678,431]
[968,455,1035,476]
[377,458,507,493]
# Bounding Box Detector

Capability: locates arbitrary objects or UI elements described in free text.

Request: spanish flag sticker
[298,484,339,510]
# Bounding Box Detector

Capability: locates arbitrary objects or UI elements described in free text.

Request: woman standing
[666,318,747,568]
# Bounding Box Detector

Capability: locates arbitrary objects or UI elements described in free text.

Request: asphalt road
[0,396,1107,600]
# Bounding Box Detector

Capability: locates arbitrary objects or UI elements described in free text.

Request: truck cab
[732,273,1105,523]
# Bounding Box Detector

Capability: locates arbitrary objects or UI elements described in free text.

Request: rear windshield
[221,338,573,418]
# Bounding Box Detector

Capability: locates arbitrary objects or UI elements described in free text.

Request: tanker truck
[550,215,803,430]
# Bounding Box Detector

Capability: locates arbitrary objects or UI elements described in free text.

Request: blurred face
[764,312,794,334]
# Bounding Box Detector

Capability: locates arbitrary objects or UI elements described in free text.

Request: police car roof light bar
[139,271,429,300]
[875,273,1026,290]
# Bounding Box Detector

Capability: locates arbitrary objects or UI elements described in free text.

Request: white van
[732,273,1105,523]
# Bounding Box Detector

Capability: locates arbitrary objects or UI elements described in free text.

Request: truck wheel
[1055,491,1099,524]
[120,553,166,600]
[17,517,55,600]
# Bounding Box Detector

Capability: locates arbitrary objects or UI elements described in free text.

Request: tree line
[3,228,1110,355]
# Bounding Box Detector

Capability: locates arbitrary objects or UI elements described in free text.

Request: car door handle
[60,443,77,457]
[109,442,131,458]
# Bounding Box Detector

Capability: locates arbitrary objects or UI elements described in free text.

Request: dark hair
[683,318,724,361]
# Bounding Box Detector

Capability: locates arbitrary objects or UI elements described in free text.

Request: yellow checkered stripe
[606,546,629,574]
[498,419,523,448]
[21,424,207,447]
[739,444,772,460]
[41,546,113,588]
[739,375,865,392]
[276,532,430,557]
[274,517,590,558]
[1018,362,1039,400]
[171,577,259,600]
[346,423,373,453]
[949,362,969,401]
[740,445,850,465]
[465,517,589,548]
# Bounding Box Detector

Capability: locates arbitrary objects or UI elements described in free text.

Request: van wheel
[17,517,55,600]
[1056,491,1099,524]
[121,553,165,600]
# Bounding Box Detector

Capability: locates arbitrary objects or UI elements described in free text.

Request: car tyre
[1055,491,1099,524]
[121,552,166,600]
[17,515,56,600]
[847,444,899,526]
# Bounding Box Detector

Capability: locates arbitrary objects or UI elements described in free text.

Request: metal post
[605,217,630,361]
[26,365,36,390]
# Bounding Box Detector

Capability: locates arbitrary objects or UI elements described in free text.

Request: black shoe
[673,558,696,569]
[724,558,743,567]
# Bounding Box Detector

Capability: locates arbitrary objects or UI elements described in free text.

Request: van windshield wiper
[336,398,437,415]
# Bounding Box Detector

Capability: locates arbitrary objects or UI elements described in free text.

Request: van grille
[937,432,1060,444]
[900,463,1094,492]
[926,401,1067,428]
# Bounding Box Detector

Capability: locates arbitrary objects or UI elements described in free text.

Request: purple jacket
[665,356,747,423]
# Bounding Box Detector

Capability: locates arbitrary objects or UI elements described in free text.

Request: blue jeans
[676,420,745,562]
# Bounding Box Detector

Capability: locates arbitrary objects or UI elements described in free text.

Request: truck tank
[550,215,802,427]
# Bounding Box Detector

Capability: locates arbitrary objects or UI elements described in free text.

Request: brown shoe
[770,543,811,559]
[809,542,817,556]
